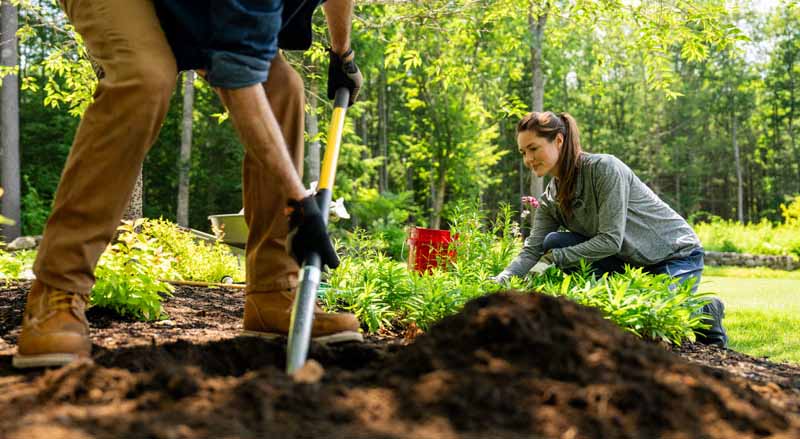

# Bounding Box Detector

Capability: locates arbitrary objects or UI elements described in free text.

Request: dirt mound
[389,292,799,438]
[1,285,799,439]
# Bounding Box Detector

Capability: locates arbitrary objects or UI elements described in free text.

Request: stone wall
[704,251,800,271]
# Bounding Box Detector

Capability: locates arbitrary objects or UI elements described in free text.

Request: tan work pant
[35,0,303,295]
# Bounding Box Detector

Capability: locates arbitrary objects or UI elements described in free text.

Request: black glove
[328,47,362,106]
[286,196,340,269]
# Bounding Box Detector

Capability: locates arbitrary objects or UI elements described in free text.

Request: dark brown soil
[1,281,799,439]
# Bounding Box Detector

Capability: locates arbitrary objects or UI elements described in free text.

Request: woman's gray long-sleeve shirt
[502,153,701,277]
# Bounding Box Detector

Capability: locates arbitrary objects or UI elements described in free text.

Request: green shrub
[140,218,244,283]
[0,248,35,279]
[781,195,800,225]
[694,217,800,258]
[719,239,740,253]
[21,175,51,236]
[324,204,709,344]
[526,263,710,344]
[347,188,420,260]
[91,220,179,321]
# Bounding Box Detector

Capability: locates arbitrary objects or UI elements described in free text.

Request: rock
[292,359,325,384]
[7,236,39,250]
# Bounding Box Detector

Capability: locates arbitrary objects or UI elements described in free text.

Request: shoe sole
[241,330,364,344]
[12,353,86,369]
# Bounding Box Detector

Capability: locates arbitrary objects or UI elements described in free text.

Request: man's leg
[16,0,177,368]
[237,53,361,343]
[242,53,305,293]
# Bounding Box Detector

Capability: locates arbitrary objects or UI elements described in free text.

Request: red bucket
[407,227,456,273]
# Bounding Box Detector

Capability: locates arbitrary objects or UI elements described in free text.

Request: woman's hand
[539,250,556,266]
[490,272,512,285]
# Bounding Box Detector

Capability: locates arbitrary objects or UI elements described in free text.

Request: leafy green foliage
[526,264,710,345]
[345,188,419,259]
[780,195,800,225]
[20,175,50,236]
[694,217,800,258]
[91,221,178,321]
[325,205,710,345]
[140,218,244,283]
[0,248,35,280]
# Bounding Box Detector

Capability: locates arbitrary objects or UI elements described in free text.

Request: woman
[495,111,727,347]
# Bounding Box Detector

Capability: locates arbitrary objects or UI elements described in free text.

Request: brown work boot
[243,289,363,344]
[13,280,91,368]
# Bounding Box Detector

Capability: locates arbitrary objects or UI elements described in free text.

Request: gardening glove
[328,47,362,106]
[286,195,340,269]
[490,271,512,285]
[539,250,556,266]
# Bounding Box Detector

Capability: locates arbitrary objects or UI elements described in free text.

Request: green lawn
[700,271,800,364]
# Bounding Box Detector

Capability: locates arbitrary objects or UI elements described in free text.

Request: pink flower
[521,196,540,209]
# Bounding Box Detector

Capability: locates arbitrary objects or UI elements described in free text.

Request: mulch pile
[1,281,799,438]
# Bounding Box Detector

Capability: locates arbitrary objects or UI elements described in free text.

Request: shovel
[286,87,350,374]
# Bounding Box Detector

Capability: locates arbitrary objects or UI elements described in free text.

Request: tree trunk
[788,51,798,193]
[122,169,143,221]
[305,84,321,184]
[528,3,547,208]
[378,66,388,193]
[431,165,446,229]
[732,111,744,223]
[1,1,20,240]
[177,70,195,227]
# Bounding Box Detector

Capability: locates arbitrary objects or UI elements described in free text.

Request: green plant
[780,195,800,225]
[693,217,800,258]
[141,218,244,283]
[348,189,420,260]
[719,239,740,253]
[91,220,178,321]
[324,204,709,345]
[524,263,710,344]
[0,248,36,279]
[21,175,51,236]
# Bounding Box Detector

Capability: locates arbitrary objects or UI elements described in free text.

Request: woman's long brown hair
[517,111,583,219]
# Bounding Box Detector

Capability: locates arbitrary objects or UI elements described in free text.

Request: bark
[305,85,321,184]
[431,165,446,230]
[528,3,547,208]
[378,66,388,193]
[177,71,195,227]
[788,51,798,193]
[121,169,143,221]
[732,111,744,224]
[1,1,20,240]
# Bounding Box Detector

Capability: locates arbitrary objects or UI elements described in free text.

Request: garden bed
[1,280,799,438]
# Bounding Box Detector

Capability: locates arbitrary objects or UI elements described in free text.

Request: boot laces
[47,289,87,312]
[45,290,90,327]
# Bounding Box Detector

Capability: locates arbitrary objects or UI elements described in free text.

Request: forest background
[0,0,798,248]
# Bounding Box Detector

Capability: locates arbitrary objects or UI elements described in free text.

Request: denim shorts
[155,0,283,89]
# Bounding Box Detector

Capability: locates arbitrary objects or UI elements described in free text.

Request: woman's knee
[542,232,562,252]
[543,232,587,252]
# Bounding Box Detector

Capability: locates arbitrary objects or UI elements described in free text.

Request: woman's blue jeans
[543,232,728,347]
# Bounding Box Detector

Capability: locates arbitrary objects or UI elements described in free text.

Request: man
[14,0,363,369]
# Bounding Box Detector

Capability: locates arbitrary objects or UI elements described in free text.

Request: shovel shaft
[318,89,350,191]
[286,252,321,373]
[286,88,350,375]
